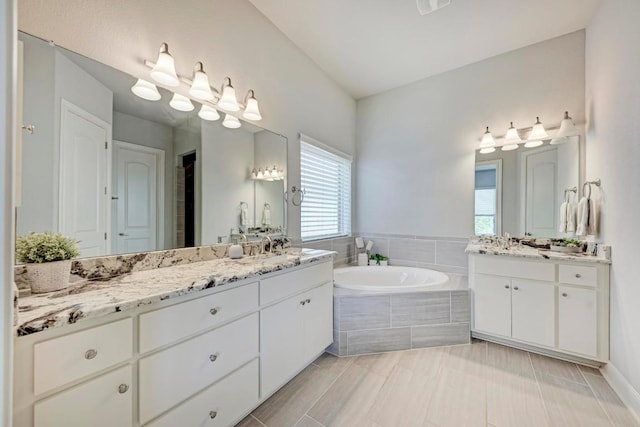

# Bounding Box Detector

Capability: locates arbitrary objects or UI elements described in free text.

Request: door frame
[519,145,558,236]
[113,140,165,252]
[59,99,112,254]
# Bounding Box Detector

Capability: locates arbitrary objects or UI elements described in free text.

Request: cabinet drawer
[139,282,258,353]
[146,359,259,427]
[34,318,133,395]
[559,265,598,288]
[474,256,554,282]
[34,365,132,427]
[260,261,333,305]
[139,313,259,425]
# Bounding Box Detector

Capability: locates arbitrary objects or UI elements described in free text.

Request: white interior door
[113,141,163,254]
[60,101,110,257]
[523,148,558,237]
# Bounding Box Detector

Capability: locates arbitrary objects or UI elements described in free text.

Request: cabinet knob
[209,353,219,362]
[575,273,582,279]
[306,298,311,304]
[210,307,219,315]
[209,410,218,419]
[504,285,510,289]
[118,384,129,394]
[84,349,98,360]
[562,292,568,297]
[513,286,519,291]
[300,300,306,306]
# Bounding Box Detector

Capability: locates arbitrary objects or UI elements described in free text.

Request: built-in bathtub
[328,266,470,356]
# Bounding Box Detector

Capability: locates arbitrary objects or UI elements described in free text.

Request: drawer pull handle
[209,410,218,419]
[118,384,129,394]
[562,293,568,297]
[306,298,311,304]
[575,274,582,279]
[300,300,306,306]
[513,286,519,291]
[209,353,219,362]
[504,285,510,289]
[210,307,220,316]
[84,349,98,360]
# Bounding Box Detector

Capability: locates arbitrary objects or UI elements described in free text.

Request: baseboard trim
[601,362,640,423]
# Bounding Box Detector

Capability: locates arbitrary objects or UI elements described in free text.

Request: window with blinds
[300,138,352,241]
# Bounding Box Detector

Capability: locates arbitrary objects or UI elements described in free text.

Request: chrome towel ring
[285,186,305,206]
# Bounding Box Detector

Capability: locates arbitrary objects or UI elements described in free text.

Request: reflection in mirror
[16,31,287,259]
[475,137,579,238]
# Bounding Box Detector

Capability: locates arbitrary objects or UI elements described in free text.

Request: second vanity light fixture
[477,112,579,154]
[131,43,263,129]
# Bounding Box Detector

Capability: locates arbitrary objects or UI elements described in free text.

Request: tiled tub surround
[328,273,470,356]
[15,247,332,336]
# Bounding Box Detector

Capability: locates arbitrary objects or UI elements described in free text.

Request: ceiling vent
[416,0,452,15]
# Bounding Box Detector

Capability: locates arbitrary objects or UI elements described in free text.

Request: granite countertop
[16,248,335,337]
[465,244,611,264]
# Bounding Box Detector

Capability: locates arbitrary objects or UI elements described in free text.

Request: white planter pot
[379,260,388,266]
[25,260,72,294]
[357,254,368,266]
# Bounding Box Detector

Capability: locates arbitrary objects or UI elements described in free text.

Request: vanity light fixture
[169,93,195,112]
[251,166,284,181]
[131,78,161,101]
[524,117,547,147]
[150,43,180,87]
[551,111,578,144]
[222,113,242,129]
[242,90,262,121]
[218,77,240,112]
[189,62,214,101]
[479,127,496,154]
[501,122,521,151]
[198,104,220,121]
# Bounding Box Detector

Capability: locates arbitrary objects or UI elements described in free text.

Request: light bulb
[169,93,194,112]
[150,43,180,87]
[198,104,220,121]
[222,113,241,129]
[242,90,262,121]
[217,77,240,111]
[189,62,214,101]
[131,79,161,101]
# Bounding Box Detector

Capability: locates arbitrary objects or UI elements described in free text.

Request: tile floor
[238,340,639,427]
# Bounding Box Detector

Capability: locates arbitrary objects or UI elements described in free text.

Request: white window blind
[300,138,352,241]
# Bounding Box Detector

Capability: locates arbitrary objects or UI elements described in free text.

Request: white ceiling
[249,0,601,99]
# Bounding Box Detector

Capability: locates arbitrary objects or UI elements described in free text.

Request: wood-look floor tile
[440,341,487,379]
[486,368,548,427]
[252,364,334,427]
[486,342,535,379]
[308,362,386,426]
[294,415,325,427]
[396,346,444,378]
[529,352,586,385]
[536,371,612,427]
[313,352,355,381]
[582,372,640,427]
[235,414,265,427]
[426,367,486,427]
[353,351,402,377]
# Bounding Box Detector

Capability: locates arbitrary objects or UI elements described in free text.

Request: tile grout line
[577,365,617,427]
[528,351,553,426]
[249,414,268,427]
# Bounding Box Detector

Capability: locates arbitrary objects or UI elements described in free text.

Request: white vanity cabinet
[13,258,335,427]
[469,254,609,363]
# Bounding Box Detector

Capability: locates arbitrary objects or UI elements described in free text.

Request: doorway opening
[182,152,197,247]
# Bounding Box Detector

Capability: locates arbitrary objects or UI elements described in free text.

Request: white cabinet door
[473,274,511,337]
[260,293,305,397]
[303,282,333,362]
[511,280,555,347]
[34,365,132,427]
[559,286,597,357]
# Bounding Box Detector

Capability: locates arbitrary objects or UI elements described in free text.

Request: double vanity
[13,248,335,427]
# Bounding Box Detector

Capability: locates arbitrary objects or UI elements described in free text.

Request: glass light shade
[189,62,214,101]
[504,122,522,144]
[501,143,519,151]
[131,79,161,101]
[479,147,495,154]
[550,137,567,145]
[198,104,220,121]
[150,43,180,87]
[256,168,265,179]
[528,117,549,141]
[555,111,578,139]
[479,126,496,148]
[524,139,544,148]
[218,79,240,111]
[169,93,194,112]
[242,93,262,121]
[222,113,241,129]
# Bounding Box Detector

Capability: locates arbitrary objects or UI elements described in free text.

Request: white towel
[559,201,568,233]
[588,197,599,236]
[240,205,248,226]
[566,202,577,233]
[576,197,588,236]
[262,205,271,226]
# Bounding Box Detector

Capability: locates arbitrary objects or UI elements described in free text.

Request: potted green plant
[369,253,388,266]
[16,232,79,293]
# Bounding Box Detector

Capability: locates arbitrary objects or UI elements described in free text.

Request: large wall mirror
[16,31,287,259]
[474,136,579,238]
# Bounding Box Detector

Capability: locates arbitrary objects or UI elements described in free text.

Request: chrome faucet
[260,234,273,254]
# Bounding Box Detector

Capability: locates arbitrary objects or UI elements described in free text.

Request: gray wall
[356,31,586,238]
[254,130,286,231]
[586,0,640,409]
